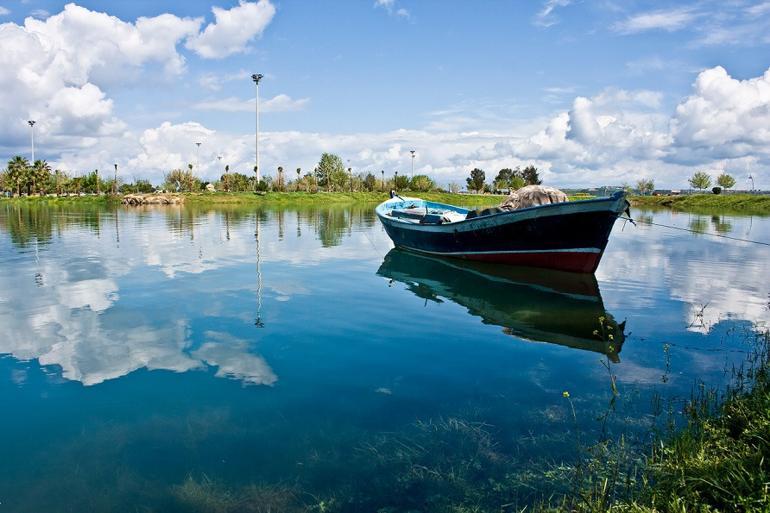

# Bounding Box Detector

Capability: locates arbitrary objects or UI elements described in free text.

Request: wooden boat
[377,249,626,361]
[375,191,629,273]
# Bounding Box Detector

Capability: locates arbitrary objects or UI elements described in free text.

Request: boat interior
[381,197,470,225]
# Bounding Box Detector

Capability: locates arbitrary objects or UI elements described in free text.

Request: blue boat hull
[376,192,628,273]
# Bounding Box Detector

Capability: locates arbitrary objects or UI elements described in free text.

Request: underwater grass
[536,328,770,513]
[161,325,769,513]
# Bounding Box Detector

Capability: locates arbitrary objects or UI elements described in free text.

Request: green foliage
[494,168,514,185]
[6,156,29,195]
[410,174,436,192]
[221,172,253,192]
[636,179,654,195]
[316,153,348,191]
[717,173,736,190]
[81,169,107,194]
[164,169,201,192]
[119,180,155,194]
[522,165,542,185]
[466,168,486,192]
[393,174,410,190]
[689,171,712,190]
[362,172,378,192]
[511,174,526,190]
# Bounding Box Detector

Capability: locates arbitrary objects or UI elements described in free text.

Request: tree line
[465,165,542,193]
[0,156,156,196]
[633,172,739,196]
[161,152,440,193]
[3,152,743,198]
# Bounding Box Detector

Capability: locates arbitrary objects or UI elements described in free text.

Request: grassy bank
[182,191,502,207]
[3,191,596,208]
[630,193,770,215]
[0,194,120,205]
[1,191,502,207]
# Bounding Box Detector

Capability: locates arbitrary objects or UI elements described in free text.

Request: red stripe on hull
[449,250,603,273]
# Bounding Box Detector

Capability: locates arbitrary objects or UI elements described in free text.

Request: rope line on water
[618,216,770,247]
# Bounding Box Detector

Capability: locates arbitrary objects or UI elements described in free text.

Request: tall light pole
[410,150,415,178]
[28,120,36,162]
[252,73,264,185]
[113,163,118,194]
[195,142,201,171]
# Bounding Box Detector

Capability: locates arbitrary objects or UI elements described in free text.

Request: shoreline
[0,191,501,207]
[630,193,770,215]
[4,191,770,215]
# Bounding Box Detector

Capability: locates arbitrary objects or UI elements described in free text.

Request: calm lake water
[1,202,769,512]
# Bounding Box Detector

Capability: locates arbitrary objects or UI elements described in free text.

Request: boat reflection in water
[377,249,626,362]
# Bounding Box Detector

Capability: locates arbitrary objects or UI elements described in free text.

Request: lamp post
[28,120,36,162]
[251,73,264,186]
[113,163,118,194]
[217,155,223,192]
[410,150,415,178]
[195,142,201,170]
[381,170,385,191]
[395,171,399,191]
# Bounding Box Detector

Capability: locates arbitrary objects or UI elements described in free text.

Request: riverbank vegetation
[631,193,770,215]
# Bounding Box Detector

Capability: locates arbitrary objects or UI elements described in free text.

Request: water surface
[0,202,768,511]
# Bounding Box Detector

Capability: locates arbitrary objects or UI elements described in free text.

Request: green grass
[181,190,502,207]
[2,190,595,208]
[538,329,770,513]
[0,194,120,205]
[630,194,770,215]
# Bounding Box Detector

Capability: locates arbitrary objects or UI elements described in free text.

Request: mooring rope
[617,216,770,246]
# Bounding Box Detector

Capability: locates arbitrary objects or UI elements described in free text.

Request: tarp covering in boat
[499,185,568,211]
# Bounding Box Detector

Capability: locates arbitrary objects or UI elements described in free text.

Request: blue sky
[1,0,769,188]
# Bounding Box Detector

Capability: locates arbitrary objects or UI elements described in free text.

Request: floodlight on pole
[28,120,36,162]
[410,150,415,178]
[195,142,202,170]
[252,73,264,185]
[113,163,118,194]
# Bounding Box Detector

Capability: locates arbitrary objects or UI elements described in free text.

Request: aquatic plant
[173,476,307,513]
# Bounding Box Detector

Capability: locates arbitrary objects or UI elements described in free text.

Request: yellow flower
[562,391,570,398]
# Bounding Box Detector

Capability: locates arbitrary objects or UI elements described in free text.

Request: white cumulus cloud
[0,3,202,151]
[672,66,770,150]
[186,0,276,59]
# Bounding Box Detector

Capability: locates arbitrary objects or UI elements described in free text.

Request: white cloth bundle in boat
[441,211,467,223]
[499,185,568,211]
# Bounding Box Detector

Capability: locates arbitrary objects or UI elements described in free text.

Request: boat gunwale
[375,192,627,232]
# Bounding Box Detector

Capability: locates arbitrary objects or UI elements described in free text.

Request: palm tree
[7,156,30,196]
[32,160,52,195]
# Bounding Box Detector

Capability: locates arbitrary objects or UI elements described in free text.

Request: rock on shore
[122,194,184,206]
